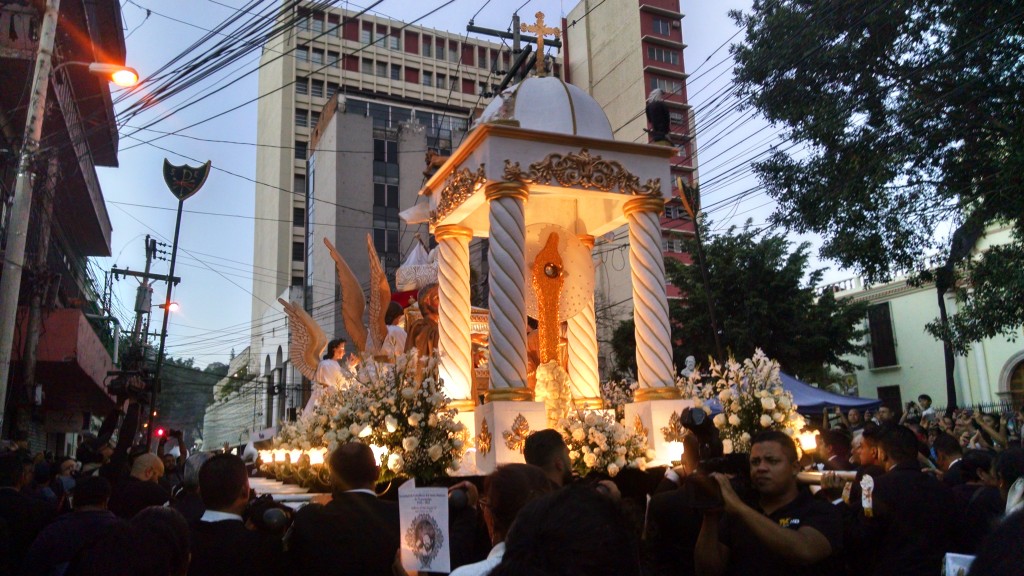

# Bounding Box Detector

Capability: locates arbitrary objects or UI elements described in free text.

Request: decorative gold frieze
[430,164,487,224]
[477,418,492,457]
[502,413,531,452]
[662,411,685,443]
[503,149,661,197]
[633,415,649,440]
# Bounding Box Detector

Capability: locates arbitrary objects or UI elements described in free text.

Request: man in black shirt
[695,430,842,576]
[108,452,170,519]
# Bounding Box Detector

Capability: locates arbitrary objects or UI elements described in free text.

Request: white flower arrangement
[599,378,637,419]
[705,349,807,454]
[273,350,468,484]
[558,410,652,478]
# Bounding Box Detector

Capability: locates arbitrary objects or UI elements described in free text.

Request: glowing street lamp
[158,302,180,313]
[51,61,140,87]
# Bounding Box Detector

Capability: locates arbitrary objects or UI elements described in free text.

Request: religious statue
[404,283,440,357]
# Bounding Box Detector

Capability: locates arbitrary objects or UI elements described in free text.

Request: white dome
[477,76,613,140]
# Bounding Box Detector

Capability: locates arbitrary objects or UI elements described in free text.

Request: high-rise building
[564,0,698,372]
[249,5,535,426]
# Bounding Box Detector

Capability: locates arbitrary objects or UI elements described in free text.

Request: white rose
[741,432,751,444]
[388,453,404,473]
[338,428,351,441]
[722,439,734,454]
[772,411,785,423]
[453,439,464,449]
[583,453,598,468]
[778,397,792,410]
[572,428,586,442]
[569,450,580,460]
[761,397,776,411]
[428,413,438,427]
[713,414,726,428]
[728,414,741,427]
[760,414,773,428]
[585,413,597,426]
[402,436,419,452]
[385,415,398,433]
[349,423,363,437]
[408,413,423,427]
[427,444,444,462]
[401,387,414,399]
[719,389,732,402]
[606,463,620,477]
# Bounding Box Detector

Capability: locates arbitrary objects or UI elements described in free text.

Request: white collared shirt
[200,509,244,523]
[345,488,377,496]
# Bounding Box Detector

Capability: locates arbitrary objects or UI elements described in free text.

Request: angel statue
[279,234,394,416]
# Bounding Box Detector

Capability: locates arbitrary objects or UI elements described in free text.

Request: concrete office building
[564,0,698,373]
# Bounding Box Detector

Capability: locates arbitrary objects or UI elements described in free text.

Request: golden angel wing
[278,298,327,382]
[365,233,391,353]
[324,237,368,352]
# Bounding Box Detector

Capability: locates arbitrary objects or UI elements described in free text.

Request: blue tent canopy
[703,372,881,414]
[779,372,881,414]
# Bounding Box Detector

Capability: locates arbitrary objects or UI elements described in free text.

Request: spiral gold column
[435,224,474,405]
[567,235,601,407]
[624,197,678,402]
[484,181,533,402]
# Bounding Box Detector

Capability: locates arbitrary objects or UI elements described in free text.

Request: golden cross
[521,11,560,77]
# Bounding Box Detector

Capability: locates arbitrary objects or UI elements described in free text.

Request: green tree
[664,222,868,383]
[729,0,1024,406]
[157,357,221,440]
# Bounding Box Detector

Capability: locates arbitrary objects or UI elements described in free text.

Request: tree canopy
[156,357,222,440]
[729,0,1024,351]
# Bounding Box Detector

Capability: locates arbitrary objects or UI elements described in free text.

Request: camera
[679,407,723,461]
[244,494,294,536]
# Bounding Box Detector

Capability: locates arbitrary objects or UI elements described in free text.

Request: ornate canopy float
[411,29,685,471]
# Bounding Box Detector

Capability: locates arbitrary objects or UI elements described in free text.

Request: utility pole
[22,156,60,393]
[0,0,61,434]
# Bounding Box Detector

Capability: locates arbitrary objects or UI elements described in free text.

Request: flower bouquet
[599,378,637,420]
[558,410,653,478]
[273,351,468,485]
[705,349,807,454]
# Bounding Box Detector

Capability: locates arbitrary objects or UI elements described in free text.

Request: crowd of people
[1,397,1022,576]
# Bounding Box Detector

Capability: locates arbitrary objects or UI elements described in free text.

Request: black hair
[72,507,190,576]
[523,429,567,470]
[960,450,995,483]
[385,301,404,325]
[877,423,920,464]
[484,464,553,539]
[821,429,852,453]
[323,338,346,360]
[750,430,799,464]
[993,447,1024,488]
[73,476,113,508]
[918,394,932,403]
[329,442,378,489]
[198,453,248,511]
[490,485,641,576]
[932,432,962,458]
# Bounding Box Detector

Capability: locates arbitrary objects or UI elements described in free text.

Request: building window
[295,108,308,128]
[295,46,309,61]
[295,77,308,95]
[650,77,682,95]
[294,140,307,160]
[293,207,305,226]
[376,61,387,77]
[422,36,432,57]
[648,46,680,66]
[328,13,340,36]
[292,241,304,261]
[362,58,373,75]
[652,18,671,35]
[328,50,339,67]
[388,33,400,50]
[436,39,445,60]
[327,82,338,98]
[437,73,446,89]
[311,80,324,98]
[311,49,324,65]
[310,111,320,126]
[360,26,372,45]
[311,16,324,34]
[298,14,310,31]
[669,111,686,126]
[423,71,433,87]
[291,275,303,287]
[867,303,898,368]
[294,174,305,194]
[391,64,401,80]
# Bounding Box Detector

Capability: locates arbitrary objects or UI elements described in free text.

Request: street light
[157,302,180,313]
[50,61,139,87]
